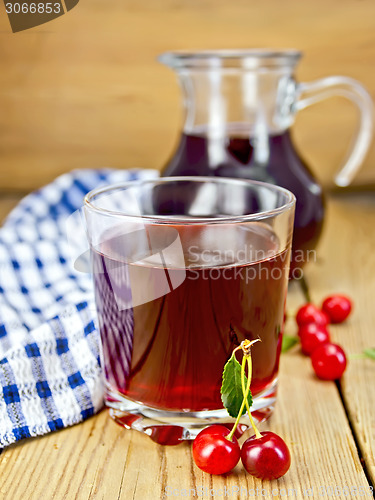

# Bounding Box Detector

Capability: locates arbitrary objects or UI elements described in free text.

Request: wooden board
[0,349,370,500]
[305,193,375,484]
[0,196,373,499]
[0,0,375,192]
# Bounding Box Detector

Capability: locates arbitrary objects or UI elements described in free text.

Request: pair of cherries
[193,339,291,480]
[192,295,352,479]
[193,425,290,479]
[296,295,352,380]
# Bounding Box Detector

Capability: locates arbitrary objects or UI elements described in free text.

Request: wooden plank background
[0,4,375,497]
[0,0,374,193]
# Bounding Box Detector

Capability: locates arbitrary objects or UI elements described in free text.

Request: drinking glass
[84,177,295,444]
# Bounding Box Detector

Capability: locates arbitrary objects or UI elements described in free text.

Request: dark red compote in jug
[163,129,324,273]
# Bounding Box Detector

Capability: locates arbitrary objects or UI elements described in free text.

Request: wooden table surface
[0,190,374,499]
[1,1,375,497]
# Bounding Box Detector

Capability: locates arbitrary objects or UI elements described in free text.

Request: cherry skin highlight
[193,425,241,475]
[311,343,347,380]
[322,295,352,324]
[299,323,330,356]
[241,431,291,480]
[296,303,329,328]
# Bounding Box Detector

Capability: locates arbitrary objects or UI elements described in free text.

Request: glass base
[106,380,277,445]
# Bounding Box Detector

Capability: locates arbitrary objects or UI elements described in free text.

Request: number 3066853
[6,3,62,14]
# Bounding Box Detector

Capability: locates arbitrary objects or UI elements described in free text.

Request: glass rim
[84,177,295,225]
[158,49,302,70]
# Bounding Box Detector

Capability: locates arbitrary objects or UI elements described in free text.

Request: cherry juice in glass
[85,178,295,436]
[92,223,289,412]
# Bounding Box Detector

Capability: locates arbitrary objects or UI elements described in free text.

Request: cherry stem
[226,339,261,442]
[227,354,250,442]
[243,355,262,440]
[348,353,367,360]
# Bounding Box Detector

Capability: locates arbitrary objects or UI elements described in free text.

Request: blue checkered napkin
[0,168,158,447]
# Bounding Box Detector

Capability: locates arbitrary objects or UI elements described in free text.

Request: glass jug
[159,50,373,271]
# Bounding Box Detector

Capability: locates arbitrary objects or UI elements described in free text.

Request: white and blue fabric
[0,168,157,448]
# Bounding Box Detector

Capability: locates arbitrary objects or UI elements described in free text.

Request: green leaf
[363,348,375,360]
[282,335,298,353]
[221,354,252,418]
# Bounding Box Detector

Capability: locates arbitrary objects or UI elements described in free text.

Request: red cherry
[193,425,240,475]
[322,295,352,324]
[241,431,291,480]
[299,323,330,356]
[296,303,329,327]
[311,343,347,380]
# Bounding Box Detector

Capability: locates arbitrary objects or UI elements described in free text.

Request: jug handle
[295,76,373,187]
